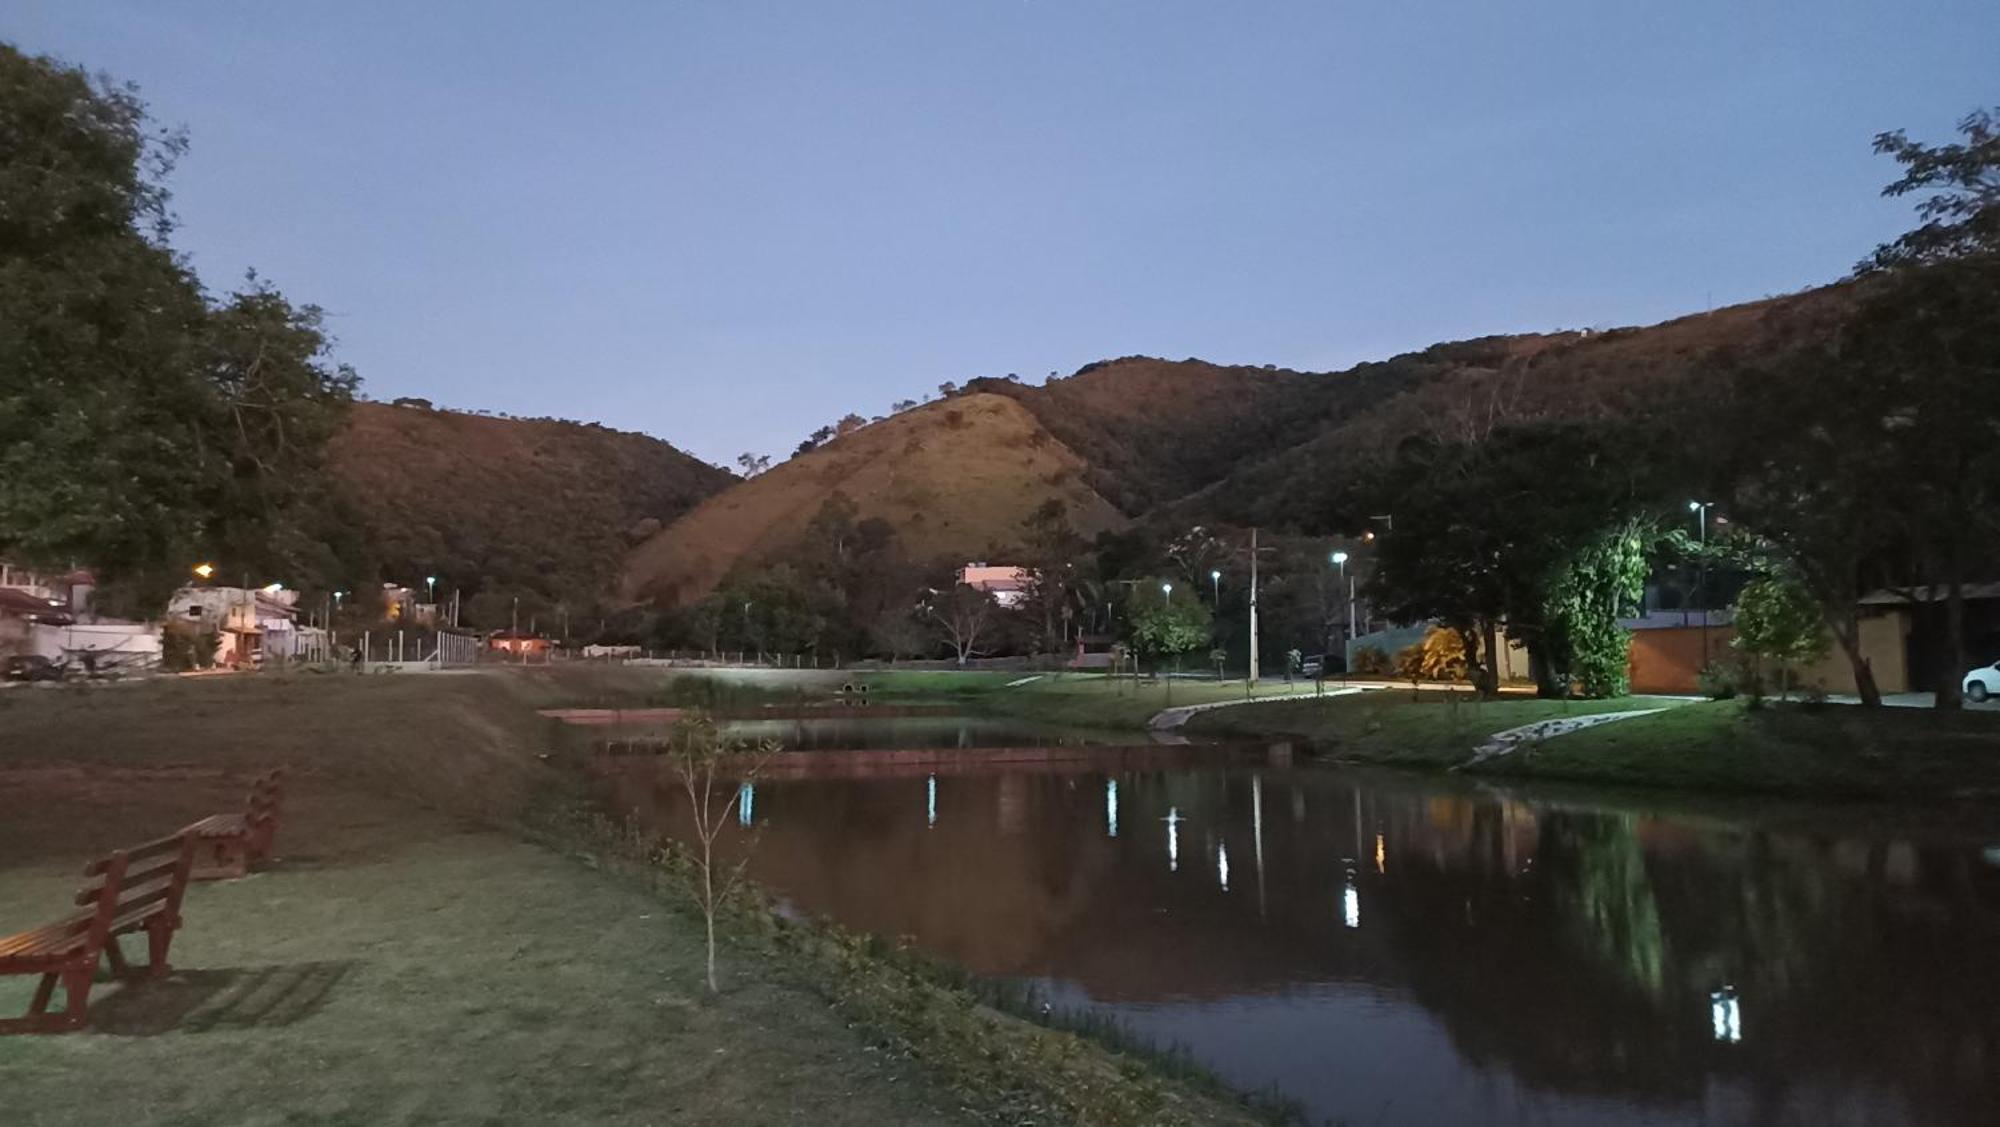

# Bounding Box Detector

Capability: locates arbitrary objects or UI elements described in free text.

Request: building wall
[1626,611,1909,696]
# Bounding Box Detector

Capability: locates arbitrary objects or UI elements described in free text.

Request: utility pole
[1247,528,1273,685]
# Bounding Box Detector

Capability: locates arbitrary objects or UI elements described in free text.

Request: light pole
[1689,501,1713,664]
[1330,550,1352,669]
[1160,583,1174,703]
[425,575,437,605]
[1210,569,1221,606]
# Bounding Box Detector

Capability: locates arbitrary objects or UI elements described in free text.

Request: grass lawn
[1186,689,1666,766]
[0,671,1259,1126]
[1487,697,2000,798]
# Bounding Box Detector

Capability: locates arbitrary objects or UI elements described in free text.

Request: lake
[602,716,2000,1126]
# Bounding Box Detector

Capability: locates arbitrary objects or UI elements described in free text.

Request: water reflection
[608,756,2000,1126]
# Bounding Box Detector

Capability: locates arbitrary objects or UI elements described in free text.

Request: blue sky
[6,2,1994,465]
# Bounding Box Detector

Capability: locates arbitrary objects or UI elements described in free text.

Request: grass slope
[0,670,1261,1126]
[329,401,734,612]
[620,393,1126,607]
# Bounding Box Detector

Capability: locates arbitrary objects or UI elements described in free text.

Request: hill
[1183,285,1854,531]
[327,402,734,621]
[619,393,1125,607]
[967,358,1321,513]
[618,283,1853,616]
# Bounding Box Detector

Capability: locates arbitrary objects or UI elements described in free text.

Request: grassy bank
[1186,689,1664,765]
[1186,689,2000,800]
[0,670,1266,1125]
[560,666,2000,802]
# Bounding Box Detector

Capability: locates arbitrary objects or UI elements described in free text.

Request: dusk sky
[7,1,1995,466]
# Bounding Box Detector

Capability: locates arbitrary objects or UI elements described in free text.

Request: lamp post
[425,575,437,604]
[1210,569,1221,606]
[1689,501,1713,664]
[1161,583,1174,703]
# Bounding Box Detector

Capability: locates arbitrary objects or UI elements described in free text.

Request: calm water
[604,718,2000,1126]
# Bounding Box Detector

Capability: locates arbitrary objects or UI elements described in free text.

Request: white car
[1964,662,2000,703]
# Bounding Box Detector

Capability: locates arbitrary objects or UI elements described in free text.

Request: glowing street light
[1161,582,1173,599]
[425,575,438,602]
[1210,568,1221,605]
[192,562,216,580]
[1330,550,1354,649]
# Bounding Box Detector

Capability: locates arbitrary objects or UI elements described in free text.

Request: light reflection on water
[605,721,2000,1127]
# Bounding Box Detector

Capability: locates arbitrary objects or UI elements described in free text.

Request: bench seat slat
[185,813,248,838]
[0,922,88,964]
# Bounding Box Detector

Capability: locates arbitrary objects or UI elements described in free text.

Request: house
[1,564,161,667]
[0,586,70,657]
[166,585,305,667]
[960,564,1031,608]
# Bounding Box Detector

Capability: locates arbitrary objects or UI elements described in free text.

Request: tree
[1732,575,1831,700]
[1539,519,1650,698]
[1725,108,2000,707]
[658,715,769,993]
[735,453,771,477]
[1128,582,1211,674]
[925,582,995,666]
[0,45,358,610]
[1365,424,1658,698]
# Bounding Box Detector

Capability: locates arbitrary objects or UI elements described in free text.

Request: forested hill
[1176,284,1853,532]
[327,402,734,622]
[617,282,1852,612]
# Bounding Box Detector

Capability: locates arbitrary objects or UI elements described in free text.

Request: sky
[6,2,1995,466]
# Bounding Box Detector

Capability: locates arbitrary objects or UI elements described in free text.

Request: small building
[1624,606,1911,696]
[960,564,1031,608]
[487,630,552,658]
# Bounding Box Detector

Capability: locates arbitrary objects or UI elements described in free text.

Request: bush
[1351,645,1392,676]
[1697,657,1762,702]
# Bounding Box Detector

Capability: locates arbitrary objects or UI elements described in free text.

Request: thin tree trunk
[1478,618,1501,698]
[1828,613,1882,707]
[1938,565,1966,711]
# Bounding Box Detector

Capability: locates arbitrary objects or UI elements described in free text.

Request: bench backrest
[247,769,284,827]
[78,832,195,931]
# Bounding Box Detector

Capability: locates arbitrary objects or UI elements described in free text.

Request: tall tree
[1727,108,2000,707]
[0,44,358,609]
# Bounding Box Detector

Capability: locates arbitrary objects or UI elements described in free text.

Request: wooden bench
[184,768,285,881]
[0,832,197,1034]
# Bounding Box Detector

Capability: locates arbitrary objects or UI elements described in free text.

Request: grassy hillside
[620,393,1125,607]
[969,358,1320,513]
[328,402,734,620]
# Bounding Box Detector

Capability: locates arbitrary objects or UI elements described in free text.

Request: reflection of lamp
[1165,807,1183,872]
[737,783,755,827]
[926,774,937,828]
[1343,869,1360,929]
[1710,987,1742,1043]
[1105,779,1119,838]
[1217,842,1230,891]
[1375,833,1386,875]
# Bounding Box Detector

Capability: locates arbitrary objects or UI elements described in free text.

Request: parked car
[1963,662,2000,703]
[2,654,64,683]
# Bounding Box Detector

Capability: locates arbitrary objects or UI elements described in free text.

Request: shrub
[1351,645,1392,676]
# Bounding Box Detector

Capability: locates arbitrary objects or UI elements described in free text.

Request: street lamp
[425,575,437,602]
[1210,569,1221,605]
[1161,582,1173,599]
[1330,551,1353,652]
[192,562,216,581]
[1688,501,1714,662]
